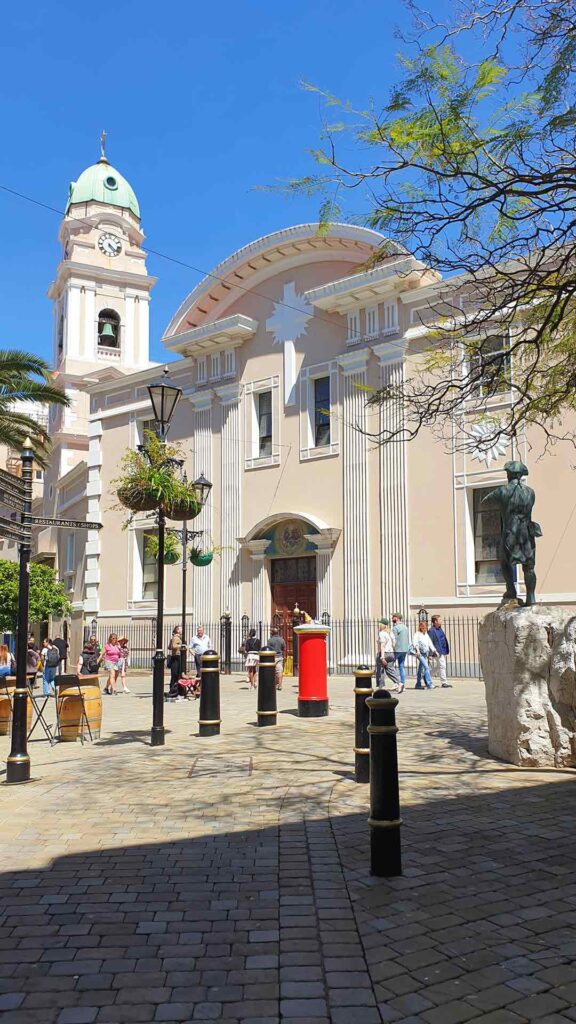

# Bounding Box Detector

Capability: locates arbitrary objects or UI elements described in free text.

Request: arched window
[97,308,120,348]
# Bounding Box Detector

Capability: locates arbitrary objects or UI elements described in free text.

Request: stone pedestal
[479,605,576,767]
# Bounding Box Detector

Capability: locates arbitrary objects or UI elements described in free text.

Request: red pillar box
[294,623,330,717]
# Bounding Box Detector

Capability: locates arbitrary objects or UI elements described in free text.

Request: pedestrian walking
[242,629,261,689]
[266,628,286,689]
[392,613,410,691]
[167,626,183,698]
[190,625,212,680]
[0,643,15,681]
[428,615,452,688]
[26,640,40,687]
[41,638,60,696]
[77,642,100,676]
[376,618,402,691]
[411,621,436,690]
[103,633,121,694]
[53,633,69,676]
[117,637,131,693]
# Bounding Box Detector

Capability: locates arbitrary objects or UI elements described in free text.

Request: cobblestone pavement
[1,673,576,1024]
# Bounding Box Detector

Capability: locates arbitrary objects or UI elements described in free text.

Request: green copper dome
[66,158,140,218]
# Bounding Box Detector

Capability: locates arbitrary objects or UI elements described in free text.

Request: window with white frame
[35,469,44,481]
[468,334,511,398]
[383,301,398,334]
[142,531,158,600]
[313,377,330,447]
[472,487,505,584]
[210,352,221,381]
[257,391,272,457]
[138,417,159,445]
[366,306,379,338]
[300,362,339,460]
[347,310,360,342]
[197,356,207,384]
[65,532,76,573]
[245,376,280,468]
[224,349,236,377]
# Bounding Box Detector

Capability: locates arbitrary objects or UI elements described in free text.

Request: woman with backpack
[242,629,261,689]
[77,642,101,677]
[41,638,60,696]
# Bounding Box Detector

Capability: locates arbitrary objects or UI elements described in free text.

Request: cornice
[48,261,157,299]
[337,349,370,375]
[165,314,258,355]
[214,382,243,405]
[372,339,408,366]
[188,389,215,411]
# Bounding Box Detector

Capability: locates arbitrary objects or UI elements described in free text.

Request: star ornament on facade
[266,282,314,405]
[469,421,509,465]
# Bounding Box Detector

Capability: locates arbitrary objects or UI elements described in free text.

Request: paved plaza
[1,674,576,1024]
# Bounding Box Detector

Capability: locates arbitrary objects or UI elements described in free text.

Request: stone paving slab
[1,674,575,1023]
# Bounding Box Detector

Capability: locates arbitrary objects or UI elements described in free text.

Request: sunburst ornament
[470,421,509,465]
[266,282,313,406]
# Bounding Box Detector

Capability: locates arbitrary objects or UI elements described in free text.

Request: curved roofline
[242,510,331,542]
[162,222,390,340]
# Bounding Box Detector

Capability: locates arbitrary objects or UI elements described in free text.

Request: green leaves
[0,349,69,467]
[0,560,71,634]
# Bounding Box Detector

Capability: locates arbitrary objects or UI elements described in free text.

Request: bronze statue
[482,461,542,606]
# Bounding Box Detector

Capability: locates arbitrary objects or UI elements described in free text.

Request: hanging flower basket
[116,483,158,513]
[164,487,201,522]
[145,534,182,565]
[190,550,214,567]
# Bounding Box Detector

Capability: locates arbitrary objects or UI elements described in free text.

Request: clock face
[98,232,122,257]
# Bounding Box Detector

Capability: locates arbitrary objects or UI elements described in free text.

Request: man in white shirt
[376,618,401,691]
[190,625,212,678]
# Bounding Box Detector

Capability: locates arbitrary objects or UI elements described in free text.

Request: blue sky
[0,0,451,364]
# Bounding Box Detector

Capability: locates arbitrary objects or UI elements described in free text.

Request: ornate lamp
[193,472,212,507]
[147,367,182,439]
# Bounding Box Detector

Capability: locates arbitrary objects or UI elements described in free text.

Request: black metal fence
[93,613,482,678]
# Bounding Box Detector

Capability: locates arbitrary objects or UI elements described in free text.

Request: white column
[83,418,102,616]
[189,391,214,623]
[65,284,82,358]
[138,294,150,366]
[83,284,96,359]
[373,341,409,618]
[305,528,340,619]
[244,540,270,625]
[337,350,372,663]
[124,293,135,368]
[216,383,242,624]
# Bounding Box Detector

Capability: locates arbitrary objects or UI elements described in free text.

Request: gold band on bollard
[199,719,221,726]
[355,669,373,677]
[257,710,277,716]
[366,696,398,709]
[353,746,369,755]
[354,687,373,695]
[201,667,220,674]
[368,725,399,735]
[368,817,403,828]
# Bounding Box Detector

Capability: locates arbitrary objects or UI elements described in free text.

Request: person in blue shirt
[428,615,451,688]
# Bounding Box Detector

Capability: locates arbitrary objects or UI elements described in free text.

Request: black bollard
[354,665,373,783]
[257,646,277,727]
[199,650,220,737]
[366,688,402,877]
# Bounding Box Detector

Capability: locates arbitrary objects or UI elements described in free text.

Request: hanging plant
[112,431,201,521]
[145,533,182,565]
[189,541,225,567]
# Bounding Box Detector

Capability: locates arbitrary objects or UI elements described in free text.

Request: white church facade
[35,148,576,659]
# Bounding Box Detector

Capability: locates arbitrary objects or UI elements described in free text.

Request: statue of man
[482,461,542,606]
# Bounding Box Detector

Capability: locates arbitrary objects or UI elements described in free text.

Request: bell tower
[48,134,155,376]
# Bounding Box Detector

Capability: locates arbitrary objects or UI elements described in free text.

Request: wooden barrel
[57,675,102,742]
[0,684,33,735]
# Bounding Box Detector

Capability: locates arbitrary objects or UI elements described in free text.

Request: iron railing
[93,613,482,678]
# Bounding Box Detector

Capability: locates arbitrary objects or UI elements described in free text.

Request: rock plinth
[479,605,576,767]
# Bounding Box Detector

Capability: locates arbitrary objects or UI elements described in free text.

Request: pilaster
[304,528,340,619]
[215,384,242,622]
[188,390,214,622]
[244,539,270,625]
[374,344,410,618]
[337,350,372,661]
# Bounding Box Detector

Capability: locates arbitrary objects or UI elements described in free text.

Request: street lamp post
[147,368,183,748]
[167,471,212,677]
